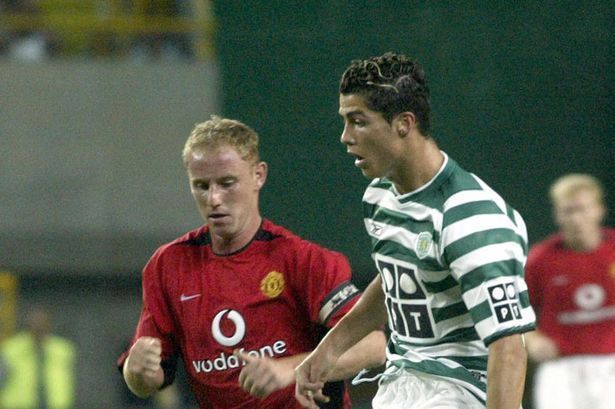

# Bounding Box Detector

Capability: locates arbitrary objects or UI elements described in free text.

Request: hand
[526,331,559,362]
[294,349,336,409]
[125,336,163,381]
[234,349,294,398]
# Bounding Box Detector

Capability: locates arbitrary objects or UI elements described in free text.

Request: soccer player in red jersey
[118,116,386,408]
[525,174,615,409]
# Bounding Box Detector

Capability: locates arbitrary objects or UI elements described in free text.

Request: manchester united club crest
[260,271,285,298]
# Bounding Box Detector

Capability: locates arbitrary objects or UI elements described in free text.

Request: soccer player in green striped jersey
[295,53,536,409]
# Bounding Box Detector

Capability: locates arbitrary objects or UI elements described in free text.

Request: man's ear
[254,161,268,189]
[395,112,418,137]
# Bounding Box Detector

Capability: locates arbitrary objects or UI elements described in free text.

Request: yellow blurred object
[0,272,18,342]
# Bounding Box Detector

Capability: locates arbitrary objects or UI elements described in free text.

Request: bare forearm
[327,330,386,381]
[122,355,164,398]
[274,353,310,387]
[320,276,387,358]
[486,334,527,409]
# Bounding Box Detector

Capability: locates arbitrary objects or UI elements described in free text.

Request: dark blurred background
[0,1,612,407]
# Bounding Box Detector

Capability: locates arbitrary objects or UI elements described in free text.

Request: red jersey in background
[525,228,615,355]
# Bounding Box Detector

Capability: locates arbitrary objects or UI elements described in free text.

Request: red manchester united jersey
[526,228,615,355]
[119,219,360,408]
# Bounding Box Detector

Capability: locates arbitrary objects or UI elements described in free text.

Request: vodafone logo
[211,309,246,347]
[193,309,287,374]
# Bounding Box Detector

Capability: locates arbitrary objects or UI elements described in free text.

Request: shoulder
[442,159,526,230]
[603,227,615,242]
[139,226,210,279]
[262,219,349,262]
[151,225,210,258]
[1,332,32,351]
[528,234,562,263]
[435,157,508,220]
[529,234,562,255]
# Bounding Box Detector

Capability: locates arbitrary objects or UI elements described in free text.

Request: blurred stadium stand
[0,0,214,60]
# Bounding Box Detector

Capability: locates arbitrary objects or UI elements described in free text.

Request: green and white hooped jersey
[363,153,536,404]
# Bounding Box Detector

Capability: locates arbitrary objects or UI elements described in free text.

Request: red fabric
[119,219,358,408]
[525,228,615,355]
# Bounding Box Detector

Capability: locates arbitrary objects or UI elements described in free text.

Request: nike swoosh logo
[180,294,202,302]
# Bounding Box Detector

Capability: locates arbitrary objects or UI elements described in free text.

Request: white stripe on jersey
[363,218,440,261]
[363,187,444,233]
[449,242,526,281]
[442,213,519,246]
[442,189,496,211]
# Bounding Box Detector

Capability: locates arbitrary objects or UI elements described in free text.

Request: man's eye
[353,119,365,126]
[194,183,208,190]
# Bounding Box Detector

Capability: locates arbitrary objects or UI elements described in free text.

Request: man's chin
[361,168,381,180]
[208,220,233,234]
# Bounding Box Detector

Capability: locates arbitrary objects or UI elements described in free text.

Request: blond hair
[182,115,260,166]
[549,173,604,205]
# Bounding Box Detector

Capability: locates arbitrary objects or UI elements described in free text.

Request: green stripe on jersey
[460,260,525,292]
[444,228,524,264]
[423,275,459,293]
[519,290,531,308]
[432,301,468,323]
[484,323,536,346]
[397,160,481,207]
[469,300,492,323]
[439,326,481,344]
[444,200,504,225]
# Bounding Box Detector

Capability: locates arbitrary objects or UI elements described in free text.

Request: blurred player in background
[295,52,536,409]
[525,174,615,409]
[118,116,386,408]
[0,307,76,409]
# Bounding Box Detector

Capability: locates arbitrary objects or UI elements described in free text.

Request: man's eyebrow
[339,109,365,118]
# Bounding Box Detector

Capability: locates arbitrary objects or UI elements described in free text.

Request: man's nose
[340,124,354,145]
[207,185,222,206]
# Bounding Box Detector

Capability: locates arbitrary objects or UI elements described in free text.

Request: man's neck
[563,229,603,252]
[212,216,262,255]
[394,138,444,194]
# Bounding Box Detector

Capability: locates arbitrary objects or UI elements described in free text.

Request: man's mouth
[349,152,365,167]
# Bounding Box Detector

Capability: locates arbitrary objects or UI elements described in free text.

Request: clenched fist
[123,337,165,397]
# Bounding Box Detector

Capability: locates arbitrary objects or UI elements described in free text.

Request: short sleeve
[443,206,536,345]
[117,247,178,385]
[291,241,360,328]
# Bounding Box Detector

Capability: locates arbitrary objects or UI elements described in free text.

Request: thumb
[233,349,258,364]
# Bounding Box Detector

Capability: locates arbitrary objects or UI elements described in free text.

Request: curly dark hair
[339,52,431,135]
